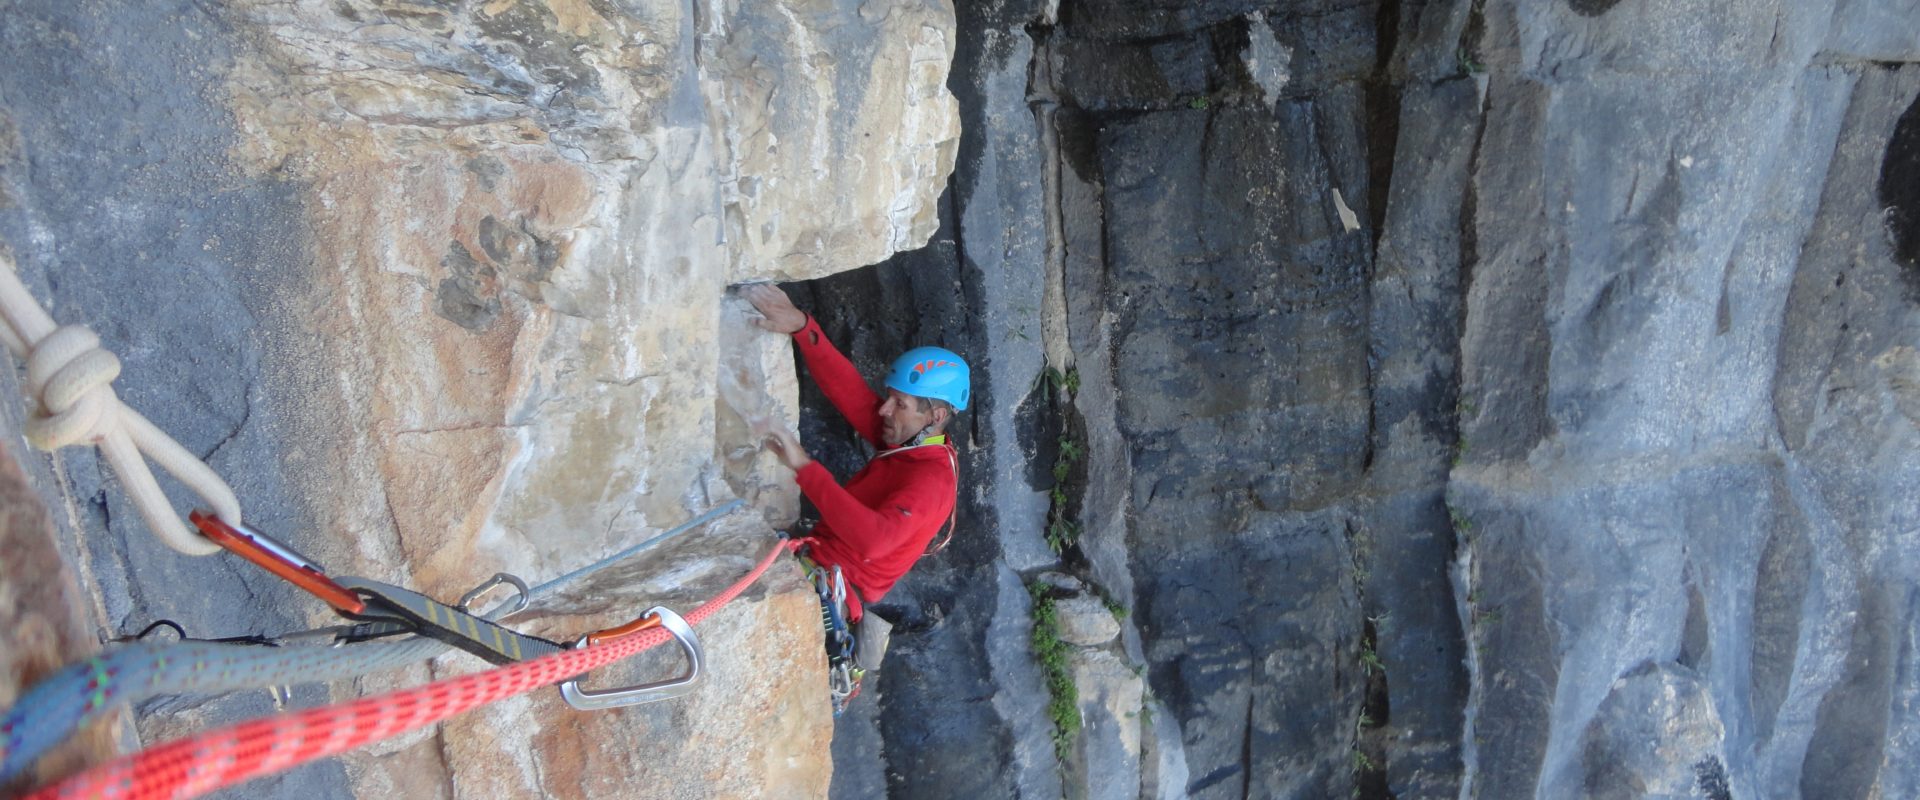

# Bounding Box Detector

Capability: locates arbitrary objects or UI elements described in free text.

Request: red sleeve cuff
[793,314,825,350]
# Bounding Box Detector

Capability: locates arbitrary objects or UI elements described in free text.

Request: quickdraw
[189,511,364,614]
[335,577,566,665]
[0,501,754,791]
[189,508,720,711]
[807,561,863,716]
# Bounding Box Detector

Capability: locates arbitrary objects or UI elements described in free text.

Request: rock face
[0,395,120,792]
[794,0,1920,799]
[0,0,956,798]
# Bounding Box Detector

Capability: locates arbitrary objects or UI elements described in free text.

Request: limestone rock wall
[0,0,956,797]
[798,1,1920,798]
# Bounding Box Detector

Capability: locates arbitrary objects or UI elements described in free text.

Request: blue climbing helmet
[884,346,971,412]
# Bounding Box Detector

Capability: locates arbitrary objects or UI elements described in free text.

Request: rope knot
[24,324,123,450]
[0,254,238,555]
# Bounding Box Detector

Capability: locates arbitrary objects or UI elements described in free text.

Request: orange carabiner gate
[190,510,366,615]
[583,613,663,647]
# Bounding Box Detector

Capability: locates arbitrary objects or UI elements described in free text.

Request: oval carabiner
[459,572,531,620]
[560,606,702,711]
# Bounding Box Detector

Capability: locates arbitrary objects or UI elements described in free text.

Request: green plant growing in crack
[1029,582,1081,762]
[1449,505,1474,535]
[1047,366,1081,396]
[1041,363,1086,556]
[1351,749,1378,773]
[1045,519,1081,554]
[1456,45,1485,75]
[1360,646,1386,677]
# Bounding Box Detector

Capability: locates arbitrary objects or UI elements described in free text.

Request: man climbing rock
[743,283,968,626]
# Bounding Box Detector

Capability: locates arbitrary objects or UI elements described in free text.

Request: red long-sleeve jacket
[790,315,957,621]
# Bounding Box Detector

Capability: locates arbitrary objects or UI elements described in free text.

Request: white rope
[0,251,238,555]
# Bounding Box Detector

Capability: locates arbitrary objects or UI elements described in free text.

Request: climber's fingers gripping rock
[742,283,806,335]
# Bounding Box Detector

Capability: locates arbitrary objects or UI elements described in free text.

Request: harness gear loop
[0,252,239,555]
[560,607,703,711]
[805,561,862,715]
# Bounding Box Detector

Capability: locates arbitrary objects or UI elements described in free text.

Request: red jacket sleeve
[795,460,948,554]
[793,314,884,447]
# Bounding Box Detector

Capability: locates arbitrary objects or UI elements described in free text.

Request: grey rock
[806,2,1920,800]
[1054,594,1120,647]
[0,3,345,794]
[1035,571,1084,593]
[1070,648,1145,799]
[1568,662,1731,800]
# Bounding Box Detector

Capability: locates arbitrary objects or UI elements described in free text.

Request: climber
[741,282,967,627]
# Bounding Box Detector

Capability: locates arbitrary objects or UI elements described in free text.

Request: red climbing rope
[29,541,787,800]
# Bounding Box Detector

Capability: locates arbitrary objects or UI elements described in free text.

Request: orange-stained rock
[111,0,962,796]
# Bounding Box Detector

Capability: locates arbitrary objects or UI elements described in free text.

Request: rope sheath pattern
[0,638,445,783]
[0,252,239,555]
[27,540,786,800]
[0,501,752,784]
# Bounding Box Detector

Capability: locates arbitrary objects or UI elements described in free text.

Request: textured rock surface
[1452,3,1920,798]
[1053,594,1120,647]
[1573,662,1731,800]
[10,0,1920,798]
[0,396,120,793]
[0,0,957,797]
[796,0,1920,799]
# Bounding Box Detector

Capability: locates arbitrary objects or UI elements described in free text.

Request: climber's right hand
[764,428,814,472]
[742,283,806,335]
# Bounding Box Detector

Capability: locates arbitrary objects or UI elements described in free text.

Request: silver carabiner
[560,606,702,711]
[459,573,531,620]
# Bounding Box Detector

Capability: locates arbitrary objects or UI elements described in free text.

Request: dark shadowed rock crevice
[807,3,1920,800]
[1884,91,1920,275]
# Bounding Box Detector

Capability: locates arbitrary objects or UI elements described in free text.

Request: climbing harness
[0,253,240,555]
[22,540,786,800]
[795,552,863,716]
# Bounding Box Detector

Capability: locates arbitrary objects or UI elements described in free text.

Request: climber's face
[878,389,947,447]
